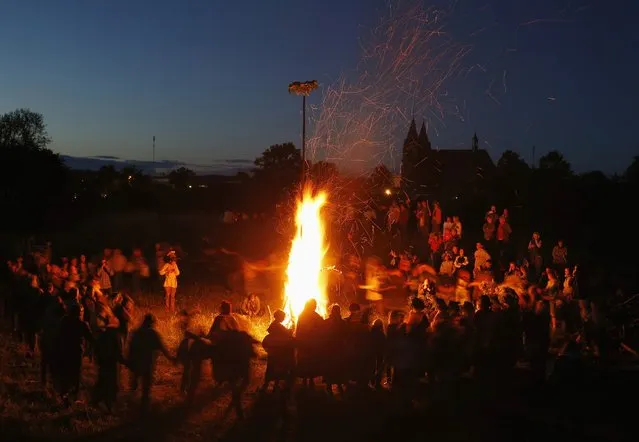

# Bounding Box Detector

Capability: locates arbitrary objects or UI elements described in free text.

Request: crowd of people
[0,198,623,419]
[255,200,613,407]
[2,244,261,416]
[2,243,187,408]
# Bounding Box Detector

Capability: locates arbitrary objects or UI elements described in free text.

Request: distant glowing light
[385,188,392,196]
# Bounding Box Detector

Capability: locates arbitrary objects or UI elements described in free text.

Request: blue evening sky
[0,0,636,173]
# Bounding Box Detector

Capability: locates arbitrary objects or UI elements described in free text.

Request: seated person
[241,293,261,317]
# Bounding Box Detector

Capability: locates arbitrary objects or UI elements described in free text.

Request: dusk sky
[1,0,637,174]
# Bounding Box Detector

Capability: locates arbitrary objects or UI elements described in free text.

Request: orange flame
[282,188,328,326]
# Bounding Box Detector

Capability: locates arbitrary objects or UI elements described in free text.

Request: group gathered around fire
[2,198,614,417]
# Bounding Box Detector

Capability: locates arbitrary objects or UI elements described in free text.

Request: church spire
[401,118,420,194]
[418,121,431,150]
[472,132,479,152]
[405,118,418,143]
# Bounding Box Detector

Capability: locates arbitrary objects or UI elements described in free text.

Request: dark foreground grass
[1,286,636,442]
[0,285,270,441]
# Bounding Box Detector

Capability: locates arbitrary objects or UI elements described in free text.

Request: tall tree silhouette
[97,165,120,193]
[253,142,301,206]
[529,151,575,238]
[497,150,530,175]
[168,167,196,189]
[367,164,394,192]
[254,142,301,172]
[496,150,531,205]
[0,109,68,231]
[0,108,51,148]
[538,150,572,177]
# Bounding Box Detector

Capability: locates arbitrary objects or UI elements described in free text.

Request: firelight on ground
[282,188,329,325]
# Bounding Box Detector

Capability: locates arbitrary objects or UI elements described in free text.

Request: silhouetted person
[393,297,429,408]
[496,294,521,381]
[179,301,240,401]
[370,319,386,389]
[56,304,93,404]
[405,296,429,376]
[473,295,496,382]
[207,300,240,337]
[528,301,551,384]
[21,276,43,356]
[214,329,258,419]
[262,309,295,392]
[345,303,373,389]
[40,295,65,386]
[176,309,194,394]
[93,314,124,412]
[385,310,405,387]
[323,304,347,394]
[127,314,174,414]
[295,299,324,387]
[113,294,134,348]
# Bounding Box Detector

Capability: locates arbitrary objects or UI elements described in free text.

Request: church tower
[401,118,421,190]
[416,121,437,191]
[472,132,479,152]
[418,121,431,151]
[405,118,419,147]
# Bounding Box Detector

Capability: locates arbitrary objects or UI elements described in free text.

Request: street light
[288,80,318,188]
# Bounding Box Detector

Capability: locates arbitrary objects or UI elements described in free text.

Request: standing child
[159,251,180,313]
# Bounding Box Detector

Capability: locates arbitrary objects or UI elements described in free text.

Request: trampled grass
[0,284,270,441]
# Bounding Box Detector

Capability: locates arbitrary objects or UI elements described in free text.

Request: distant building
[151,175,171,185]
[400,119,495,201]
[150,174,239,189]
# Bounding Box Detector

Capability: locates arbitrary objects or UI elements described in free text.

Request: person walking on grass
[159,250,180,313]
[127,314,175,414]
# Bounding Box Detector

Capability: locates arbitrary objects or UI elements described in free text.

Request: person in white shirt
[454,248,469,270]
[159,250,180,313]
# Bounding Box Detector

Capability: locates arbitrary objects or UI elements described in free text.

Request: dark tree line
[0,109,68,232]
[490,149,639,290]
[1,109,638,289]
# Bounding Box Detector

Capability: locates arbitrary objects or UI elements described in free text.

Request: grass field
[0,284,274,441]
[1,283,636,442]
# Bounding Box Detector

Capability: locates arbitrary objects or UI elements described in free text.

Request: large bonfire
[282,188,329,325]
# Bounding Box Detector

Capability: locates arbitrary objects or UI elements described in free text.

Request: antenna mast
[152,136,156,174]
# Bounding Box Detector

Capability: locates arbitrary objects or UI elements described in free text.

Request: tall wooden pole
[288,80,318,191]
[301,95,306,188]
